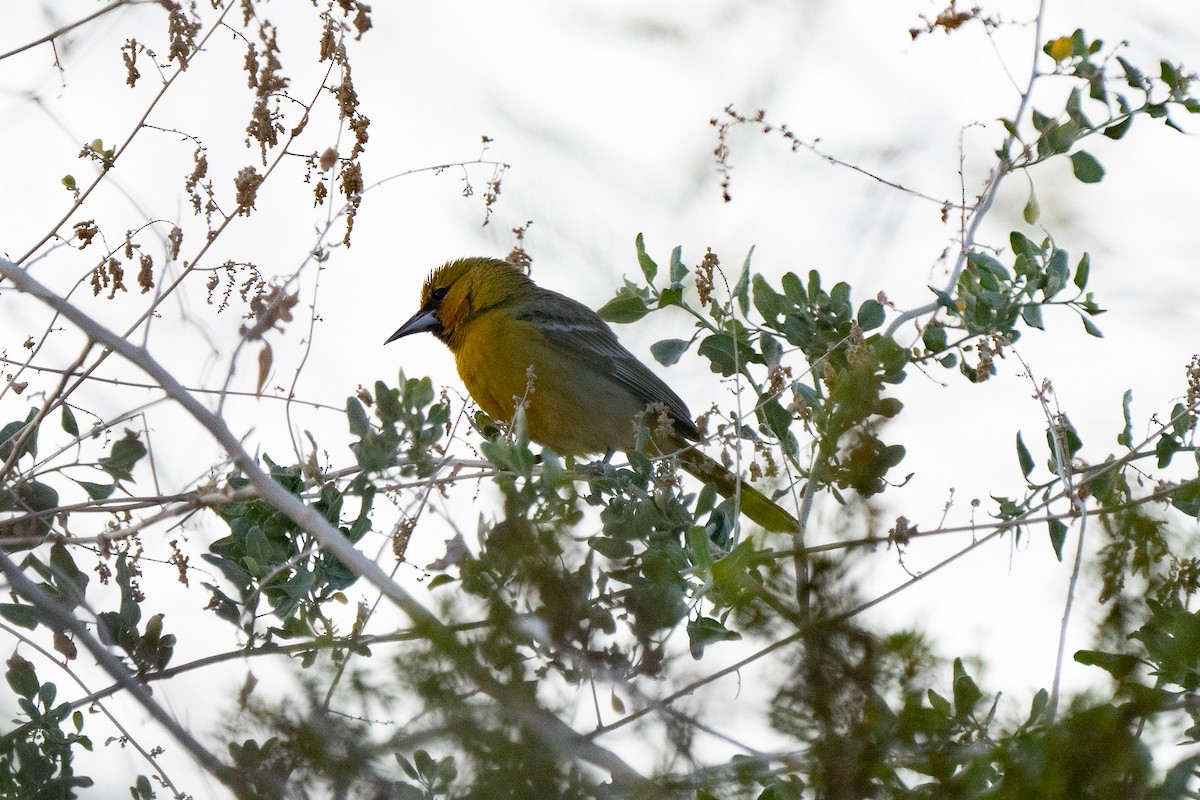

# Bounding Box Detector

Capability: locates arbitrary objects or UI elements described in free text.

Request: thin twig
[0,0,134,62]
[884,0,1050,340]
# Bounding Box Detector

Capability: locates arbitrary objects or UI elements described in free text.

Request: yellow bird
[387,257,797,532]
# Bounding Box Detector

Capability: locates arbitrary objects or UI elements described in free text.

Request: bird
[386,257,798,532]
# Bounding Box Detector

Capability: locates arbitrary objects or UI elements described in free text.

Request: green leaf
[1118,389,1133,447]
[1116,56,1144,88]
[856,299,885,331]
[414,749,437,779]
[1074,649,1141,679]
[694,482,718,518]
[752,274,784,320]
[650,338,689,367]
[1069,150,1105,183]
[664,247,683,284]
[405,376,435,409]
[1081,316,1103,337]
[589,534,634,559]
[928,689,952,716]
[1045,248,1070,297]
[830,281,851,315]
[733,247,755,316]
[99,432,147,482]
[657,286,683,308]
[685,525,713,571]
[711,539,771,603]
[597,291,649,324]
[1171,402,1189,437]
[1065,86,1092,128]
[921,323,947,353]
[1103,115,1133,139]
[697,333,739,377]
[5,653,39,699]
[1010,231,1039,260]
[1021,303,1044,330]
[668,247,688,286]
[427,574,455,589]
[1041,120,1081,155]
[1172,481,1200,518]
[634,233,657,284]
[346,397,370,437]
[760,330,783,367]
[14,481,59,525]
[1026,688,1049,727]
[1023,185,1040,224]
[1161,59,1179,90]
[780,272,805,304]
[61,405,79,438]
[1161,755,1200,799]
[969,255,1008,283]
[1016,433,1034,478]
[759,398,793,445]
[687,616,742,659]
[929,287,957,311]
[1047,518,1068,561]
[0,603,39,630]
[1073,253,1090,289]
[1157,433,1179,469]
[0,409,38,462]
[952,658,982,718]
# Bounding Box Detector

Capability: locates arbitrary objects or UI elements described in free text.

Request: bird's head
[386,257,533,349]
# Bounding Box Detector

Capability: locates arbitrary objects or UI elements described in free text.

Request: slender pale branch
[0,0,134,62]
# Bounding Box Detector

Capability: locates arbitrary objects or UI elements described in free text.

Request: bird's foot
[580,449,615,478]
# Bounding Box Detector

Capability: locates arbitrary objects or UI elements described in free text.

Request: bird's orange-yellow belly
[453,314,644,455]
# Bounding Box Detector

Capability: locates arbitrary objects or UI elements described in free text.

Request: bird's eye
[430,287,449,302]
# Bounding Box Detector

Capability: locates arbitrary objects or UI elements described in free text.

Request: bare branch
[0,0,135,63]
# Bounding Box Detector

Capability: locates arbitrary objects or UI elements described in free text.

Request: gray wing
[517,290,699,441]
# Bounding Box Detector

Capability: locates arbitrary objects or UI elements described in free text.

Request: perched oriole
[387,257,798,532]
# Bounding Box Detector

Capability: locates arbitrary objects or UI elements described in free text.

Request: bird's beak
[385,307,440,344]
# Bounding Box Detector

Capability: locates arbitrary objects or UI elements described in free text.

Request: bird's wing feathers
[517,292,698,440]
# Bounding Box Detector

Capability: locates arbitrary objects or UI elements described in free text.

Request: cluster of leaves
[311,35,1200,795]
[692,595,1198,799]
[600,235,908,501]
[446,408,701,678]
[1004,29,1200,177]
[4,18,1200,800]
[920,234,1102,383]
[95,554,176,676]
[0,408,147,547]
[204,456,373,642]
[2,546,177,680]
[347,375,451,476]
[0,653,93,797]
[1079,597,1200,744]
[765,651,1173,799]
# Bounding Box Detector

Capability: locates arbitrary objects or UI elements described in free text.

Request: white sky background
[2,0,1200,794]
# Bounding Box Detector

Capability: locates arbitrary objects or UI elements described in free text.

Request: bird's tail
[677,449,799,533]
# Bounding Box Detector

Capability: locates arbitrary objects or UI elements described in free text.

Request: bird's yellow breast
[454,309,645,456]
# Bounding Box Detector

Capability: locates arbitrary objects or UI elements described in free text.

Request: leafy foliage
[0,6,1199,799]
[0,654,94,798]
